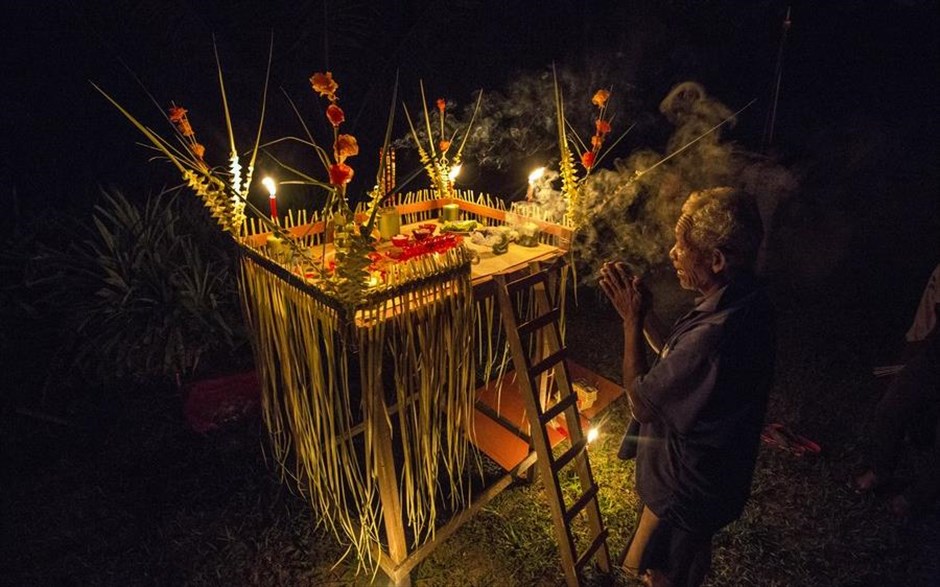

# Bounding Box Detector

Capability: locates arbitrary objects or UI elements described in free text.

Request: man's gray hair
[678,187,764,271]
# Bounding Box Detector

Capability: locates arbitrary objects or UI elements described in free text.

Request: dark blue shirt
[633,275,775,533]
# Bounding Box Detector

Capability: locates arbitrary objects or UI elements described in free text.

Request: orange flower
[329,162,354,186]
[191,143,206,159]
[177,119,194,137]
[326,104,345,127]
[591,89,610,107]
[591,135,603,149]
[334,134,359,162]
[168,105,188,123]
[310,72,339,100]
[581,151,596,170]
[439,140,451,153]
[595,119,611,135]
[436,98,446,113]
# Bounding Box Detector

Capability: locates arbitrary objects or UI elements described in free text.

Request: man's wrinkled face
[669,224,714,292]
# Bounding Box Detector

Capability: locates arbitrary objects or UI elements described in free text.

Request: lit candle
[448,164,462,183]
[441,203,460,222]
[587,427,600,443]
[262,177,278,220]
[526,166,545,201]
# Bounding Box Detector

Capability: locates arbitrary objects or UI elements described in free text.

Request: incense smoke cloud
[574,81,797,282]
[393,72,796,282]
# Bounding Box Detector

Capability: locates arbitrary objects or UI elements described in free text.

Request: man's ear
[711,248,727,274]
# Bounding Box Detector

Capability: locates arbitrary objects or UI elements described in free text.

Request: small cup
[391,234,409,248]
[413,228,432,241]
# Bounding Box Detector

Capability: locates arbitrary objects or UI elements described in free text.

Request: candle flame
[587,427,600,443]
[262,176,277,197]
[528,166,546,184]
[448,164,462,182]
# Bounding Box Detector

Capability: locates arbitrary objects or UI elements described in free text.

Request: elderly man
[599,187,774,586]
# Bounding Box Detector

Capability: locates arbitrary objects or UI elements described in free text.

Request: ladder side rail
[494,273,580,587]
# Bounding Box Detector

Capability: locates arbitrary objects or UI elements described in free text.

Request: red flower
[326,104,345,127]
[591,135,603,150]
[310,72,339,100]
[168,105,188,123]
[591,89,610,107]
[436,98,446,113]
[191,142,206,159]
[334,134,359,162]
[439,140,451,153]
[595,119,611,135]
[329,162,354,186]
[581,151,596,170]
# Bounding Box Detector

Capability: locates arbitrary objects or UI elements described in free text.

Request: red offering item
[391,234,409,248]
[420,223,437,233]
[413,228,432,241]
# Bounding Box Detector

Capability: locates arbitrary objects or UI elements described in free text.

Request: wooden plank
[469,405,531,471]
[476,373,567,445]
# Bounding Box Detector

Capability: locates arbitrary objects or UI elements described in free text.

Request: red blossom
[310,72,339,100]
[591,89,610,107]
[191,142,206,159]
[326,104,345,127]
[595,119,611,135]
[334,134,359,162]
[329,162,354,185]
[436,98,446,113]
[168,105,188,123]
[581,151,596,170]
[591,135,603,149]
[439,139,451,153]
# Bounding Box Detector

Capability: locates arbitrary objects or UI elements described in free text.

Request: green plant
[34,188,247,385]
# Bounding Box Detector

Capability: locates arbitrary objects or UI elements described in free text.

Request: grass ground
[2,261,939,586]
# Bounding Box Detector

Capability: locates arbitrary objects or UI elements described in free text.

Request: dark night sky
[2,0,938,283]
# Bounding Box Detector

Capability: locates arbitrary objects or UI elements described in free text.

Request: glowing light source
[526,166,545,201]
[448,164,462,182]
[528,166,546,184]
[262,177,278,220]
[587,427,600,444]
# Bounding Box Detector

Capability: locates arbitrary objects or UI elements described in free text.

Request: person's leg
[626,512,713,587]
[623,505,661,577]
[867,350,937,483]
[665,528,713,587]
[896,409,940,518]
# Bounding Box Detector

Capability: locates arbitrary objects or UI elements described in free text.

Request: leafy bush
[30,188,248,385]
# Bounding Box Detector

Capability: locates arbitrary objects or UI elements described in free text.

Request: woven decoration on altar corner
[236,235,477,573]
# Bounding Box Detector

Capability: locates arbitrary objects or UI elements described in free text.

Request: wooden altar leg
[370,374,411,586]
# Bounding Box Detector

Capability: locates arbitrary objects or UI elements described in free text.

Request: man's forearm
[624,321,653,421]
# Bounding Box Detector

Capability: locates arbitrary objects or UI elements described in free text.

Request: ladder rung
[564,484,599,525]
[574,528,610,572]
[517,307,560,336]
[505,269,549,296]
[552,438,586,473]
[540,392,578,426]
[529,348,566,380]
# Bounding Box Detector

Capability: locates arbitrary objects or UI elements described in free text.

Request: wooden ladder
[494,262,611,586]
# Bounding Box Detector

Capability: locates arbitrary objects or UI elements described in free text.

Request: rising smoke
[395,72,797,282]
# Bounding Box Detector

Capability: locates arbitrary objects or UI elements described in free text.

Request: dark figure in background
[852,275,940,520]
[599,187,774,587]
